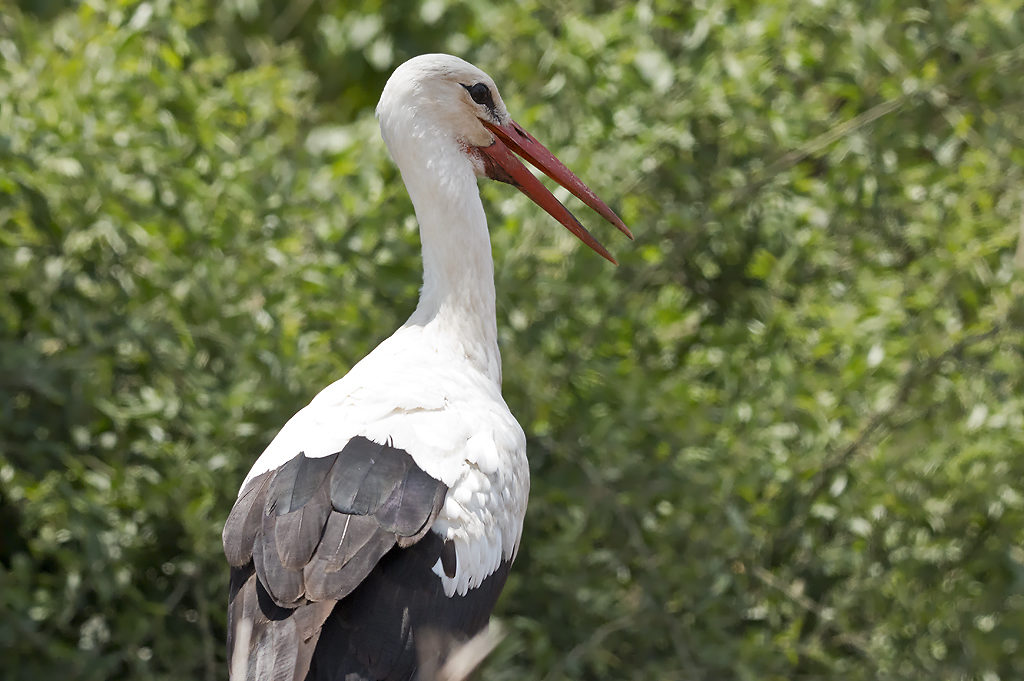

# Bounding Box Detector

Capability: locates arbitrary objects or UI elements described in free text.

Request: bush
[2,1,1023,679]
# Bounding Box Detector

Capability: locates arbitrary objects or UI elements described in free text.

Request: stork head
[377,54,632,264]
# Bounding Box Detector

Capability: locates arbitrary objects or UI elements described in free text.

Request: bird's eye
[464,83,494,108]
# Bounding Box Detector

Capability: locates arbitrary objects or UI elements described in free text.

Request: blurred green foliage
[3,0,1024,679]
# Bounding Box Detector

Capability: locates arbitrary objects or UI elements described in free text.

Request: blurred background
[2,0,1023,679]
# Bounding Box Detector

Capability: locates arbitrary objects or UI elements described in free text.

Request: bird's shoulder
[242,335,525,490]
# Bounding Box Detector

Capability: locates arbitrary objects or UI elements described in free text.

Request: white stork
[222,53,631,681]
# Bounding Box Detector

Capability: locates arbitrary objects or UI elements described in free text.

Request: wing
[223,436,449,681]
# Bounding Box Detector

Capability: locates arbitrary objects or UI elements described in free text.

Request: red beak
[474,119,632,265]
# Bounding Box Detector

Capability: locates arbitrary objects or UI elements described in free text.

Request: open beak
[474,119,633,265]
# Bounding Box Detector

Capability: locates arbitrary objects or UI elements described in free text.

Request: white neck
[396,143,501,384]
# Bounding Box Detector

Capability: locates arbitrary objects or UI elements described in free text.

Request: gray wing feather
[224,436,450,681]
[223,473,272,567]
[274,484,332,570]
